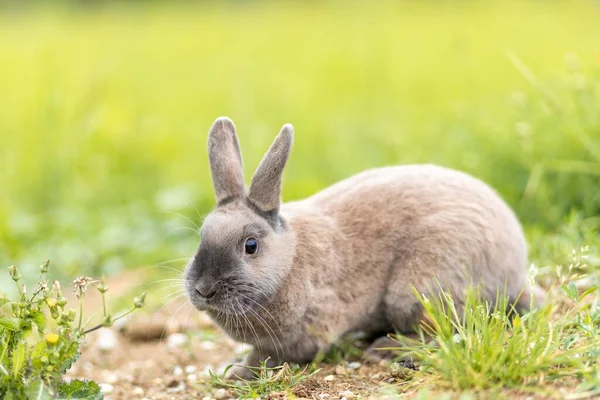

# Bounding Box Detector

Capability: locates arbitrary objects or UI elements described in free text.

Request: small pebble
[185,365,197,374]
[132,387,144,397]
[96,328,118,352]
[102,371,118,384]
[99,383,114,394]
[324,374,335,382]
[200,340,216,350]
[186,374,198,383]
[166,381,185,393]
[347,361,361,369]
[378,359,391,368]
[334,365,345,375]
[341,397,348,400]
[339,391,354,397]
[173,366,183,376]
[152,377,163,385]
[167,333,188,350]
[319,394,330,400]
[213,388,229,399]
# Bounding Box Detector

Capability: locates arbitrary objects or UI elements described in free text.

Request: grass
[196,361,319,399]
[382,242,600,399]
[0,0,599,290]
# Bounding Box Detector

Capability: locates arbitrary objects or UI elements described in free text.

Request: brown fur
[184,117,543,379]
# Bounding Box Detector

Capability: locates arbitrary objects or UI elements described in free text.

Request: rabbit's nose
[195,281,218,299]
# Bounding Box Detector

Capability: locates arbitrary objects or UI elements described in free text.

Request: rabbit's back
[283,165,529,334]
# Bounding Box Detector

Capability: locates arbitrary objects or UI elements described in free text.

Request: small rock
[167,379,180,388]
[97,328,118,352]
[339,391,354,397]
[213,388,229,399]
[200,340,216,350]
[99,383,114,394]
[121,314,167,341]
[390,360,418,380]
[185,365,197,374]
[341,397,348,400]
[186,374,198,383]
[334,365,345,375]
[319,394,330,400]
[132,387,144,397]
[173,366,183,376]
[347,361,361,369]
[101,371,118,384]
[167,333,188,350]
[324,374,335,382]
[166,380,185,393]
[388,377,395,383]
[152,377,163,385]
[378,359,391,368]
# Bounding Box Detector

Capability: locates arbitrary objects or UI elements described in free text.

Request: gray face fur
[184,117,294,318]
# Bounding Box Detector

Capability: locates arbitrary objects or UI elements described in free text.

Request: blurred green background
[1,0,599,291]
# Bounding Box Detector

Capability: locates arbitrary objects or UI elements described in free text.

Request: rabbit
[184,116,544,380]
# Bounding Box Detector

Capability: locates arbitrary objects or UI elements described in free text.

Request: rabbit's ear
[207,117,246,204]
[248,123,294,214]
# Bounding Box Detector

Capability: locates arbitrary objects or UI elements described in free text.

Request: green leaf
[30,310,47,332]
[579,286,598,302]
[561,282,579,303]
[0,317,22,332]
[57,379,103,400]
[12,341,26,378]
[26,380,53,400]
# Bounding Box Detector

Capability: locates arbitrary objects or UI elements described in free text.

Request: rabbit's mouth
[186,278,271,317]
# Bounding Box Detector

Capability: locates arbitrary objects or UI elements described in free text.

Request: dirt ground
[64,271,580,400]
[66,303,406,399]
[64,271,408,400]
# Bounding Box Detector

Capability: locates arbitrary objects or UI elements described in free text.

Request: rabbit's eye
[244,238,258,255]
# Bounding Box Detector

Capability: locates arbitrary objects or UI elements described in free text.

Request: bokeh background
[1,0,599,293]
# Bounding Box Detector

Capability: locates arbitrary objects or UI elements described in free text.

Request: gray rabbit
[184,117,544,379]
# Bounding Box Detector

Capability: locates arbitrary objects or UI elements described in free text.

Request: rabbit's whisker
[160,210,201,230]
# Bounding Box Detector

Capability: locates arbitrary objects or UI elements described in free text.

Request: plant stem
[82,306,136,335]
[101,291,107,318]
[77,291,83,331]
[0,334,9,376]
[112,307,136,323]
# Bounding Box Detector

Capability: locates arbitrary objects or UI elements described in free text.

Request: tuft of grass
[195,360,319,399]
[392,256,600,396]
